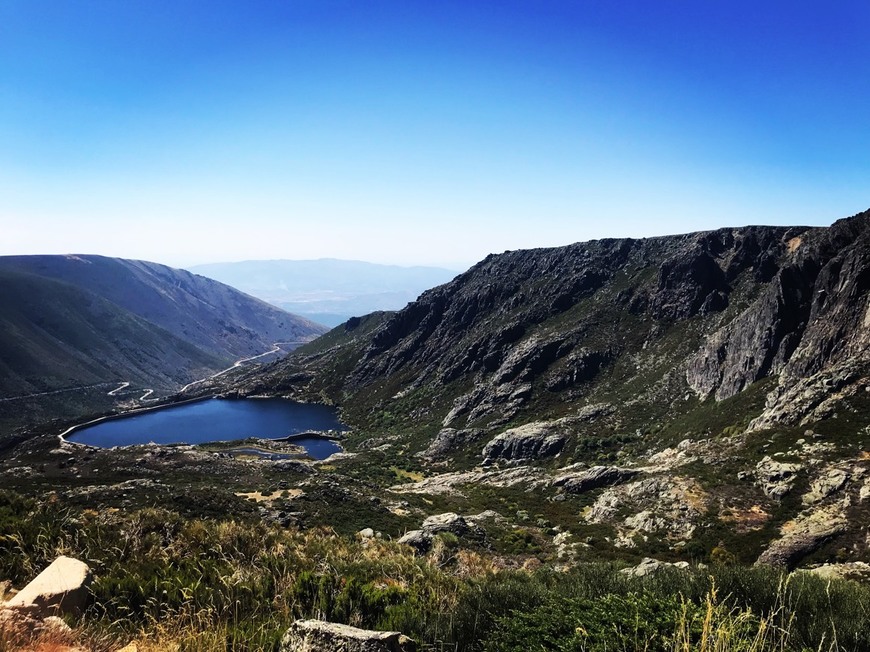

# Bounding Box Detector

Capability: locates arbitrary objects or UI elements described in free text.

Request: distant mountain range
[0,255,325,429]
[188,259,460,327]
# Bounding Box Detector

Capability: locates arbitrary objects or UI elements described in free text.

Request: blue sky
[1,1,868,268]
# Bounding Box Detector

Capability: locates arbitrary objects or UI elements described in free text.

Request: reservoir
[65,398,345,459]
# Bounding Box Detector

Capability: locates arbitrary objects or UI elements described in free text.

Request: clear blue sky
[1,1,868,268]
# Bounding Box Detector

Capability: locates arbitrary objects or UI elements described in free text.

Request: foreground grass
[1,491,869,651]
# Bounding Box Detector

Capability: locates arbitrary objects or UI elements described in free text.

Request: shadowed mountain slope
[0,255,326,429]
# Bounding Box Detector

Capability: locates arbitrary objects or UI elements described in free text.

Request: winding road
[0,340,308,407]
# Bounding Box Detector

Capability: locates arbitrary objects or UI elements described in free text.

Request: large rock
[803,468,849,505]
[620,557,690,577]
[420,512,469,535]
[482,422,566,462]
[3,556,91,617]
[397,529,431,554]
[398,512,476,554]
[281,620,416,652]
[755,504,848,569]
[755,456,802,499]
[417,428,482,460]
[553,466,639,493]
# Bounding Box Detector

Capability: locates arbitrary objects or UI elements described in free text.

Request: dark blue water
[227,439,341,460]
[66,398,345,459]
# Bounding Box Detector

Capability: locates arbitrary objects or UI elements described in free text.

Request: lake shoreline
[59,396,347,460]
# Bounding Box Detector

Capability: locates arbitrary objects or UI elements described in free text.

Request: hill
[217,209,870,569]
[188,258,459,326]
[0,255,326,430]
[3,212,870,650]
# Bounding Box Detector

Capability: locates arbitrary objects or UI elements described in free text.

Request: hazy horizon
[3,2,869,268]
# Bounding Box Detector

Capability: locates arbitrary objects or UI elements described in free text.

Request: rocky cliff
[231,210,869,441]
[215,209,870,569]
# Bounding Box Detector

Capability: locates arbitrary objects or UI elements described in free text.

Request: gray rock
[755,456,802,499]
[482,422,566,462]
[397,530,431,553]
[620,558,690,577]
[281,619,416,652]
[803,561,870,582]
[803,468,849,505]
[421,512,468,536]
[3,556,91,617]
[357,528,375,539]
[417,428,482,460]
[553,466,639,493]
[755,504,848,569]
[399,513,479,554]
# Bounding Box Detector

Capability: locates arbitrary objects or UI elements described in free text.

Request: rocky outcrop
[620,557,690,577]
[3,556,91,617]
[553,466,639,493]
[755,504,848,569]
[417,428,482,460]
[803,468,849,505]
[755,456,802,499]
[587,476,708,545]
[389,467,549,496]
[804,561,870,582]
[482,422,567,462]
[281,620,416,652]
[398,512,481,554]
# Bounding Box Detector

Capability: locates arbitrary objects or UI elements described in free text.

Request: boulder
[399,513,477,554]
[803,468,849,505]
[553,466,639,493]
[420,512,468,536]
[755,456,802,499]
[482,422,566,462]
[755,504,848,569]
[281,619,416,652]
[620,558,690,577]
[397,530,431,553]
[3,556,91,617]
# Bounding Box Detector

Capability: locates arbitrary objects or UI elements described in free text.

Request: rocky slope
[0,255,326,430]
[216,208,870,569]
[230,210,869,433]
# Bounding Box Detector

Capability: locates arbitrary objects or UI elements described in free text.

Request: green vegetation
[2,490,869,651]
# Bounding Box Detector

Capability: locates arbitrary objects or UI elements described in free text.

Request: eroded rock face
[755,504,848,569]
[417,428,482,461]
[553,466,639,494]
[803,468,849,505]
[398,512,478,554]
[281,619,416,652]
[3,556,91,618]
[482,422,567,462]
[234,211,870,452]
[586,476,708,546]
[755,456,803,499]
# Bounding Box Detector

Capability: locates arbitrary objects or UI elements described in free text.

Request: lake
[65,398,345,459]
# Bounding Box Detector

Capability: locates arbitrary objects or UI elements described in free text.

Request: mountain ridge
[208,209,870,569]
[0,254,327,430]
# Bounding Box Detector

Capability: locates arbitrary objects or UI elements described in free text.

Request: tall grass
[1,491,869,651]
